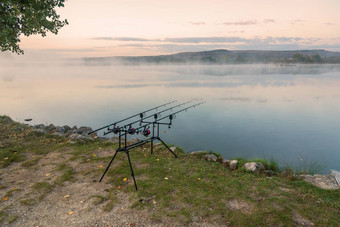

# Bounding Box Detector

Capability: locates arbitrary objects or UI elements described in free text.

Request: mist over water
[1,57,340,173]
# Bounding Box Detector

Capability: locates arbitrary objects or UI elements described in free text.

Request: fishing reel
[143,129,151,136]
[142,126,151,136]
[112,126,120,134]
[127,125,136,135]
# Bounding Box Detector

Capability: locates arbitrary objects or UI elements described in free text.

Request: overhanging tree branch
[0,0,68,54]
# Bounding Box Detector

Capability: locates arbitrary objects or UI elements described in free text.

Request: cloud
[189,21,205,25]
[291,19,303,25]
[223,20,258,25]
[2,76,14,82]
[263,19,276,24]
[324,22,334,26]
[230,31,245,34]
[96,84,155,88]
[163,37,247,43]
[92,37,153,42]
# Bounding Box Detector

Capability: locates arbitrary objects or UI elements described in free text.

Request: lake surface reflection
[1,62,340,173]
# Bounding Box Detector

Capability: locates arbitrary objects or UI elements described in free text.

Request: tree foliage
[0,0,68,54]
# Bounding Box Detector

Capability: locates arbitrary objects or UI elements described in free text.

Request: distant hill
[83,49,340,65]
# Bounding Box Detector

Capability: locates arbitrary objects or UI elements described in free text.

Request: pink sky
[18,0,340,57]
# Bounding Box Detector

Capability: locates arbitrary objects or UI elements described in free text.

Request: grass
[8,215,17,223]
[103,190,118,212]
[104,147,340,225]
[21,157,41,167]
[90,195,107,205]
[56,163,74,185]
[0,149,25,167]
[20,182,54,206]
[0,115,339,226]
[33,182,53,200]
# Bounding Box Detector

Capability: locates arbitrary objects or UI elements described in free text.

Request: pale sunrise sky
[18,0,340,57]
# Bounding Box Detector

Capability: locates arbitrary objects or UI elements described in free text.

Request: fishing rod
[88,100,177,134]
[119,101,206,137]
[103,100,192,136]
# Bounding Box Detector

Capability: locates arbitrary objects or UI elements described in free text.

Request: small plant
[91,195,107,205]
[8,215,17,223]
[20,198,36,206]
[0,150,25,167]
[21,157,40,167]
[103,190,117,212]
[283,158,327,175]
[296,159,327,175]
[56,163,74,185]
[34,182,53,194]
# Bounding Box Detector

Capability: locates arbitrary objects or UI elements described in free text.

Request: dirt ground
[1,147,159,227]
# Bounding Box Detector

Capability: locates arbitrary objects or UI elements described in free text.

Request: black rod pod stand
[89,101,205,190]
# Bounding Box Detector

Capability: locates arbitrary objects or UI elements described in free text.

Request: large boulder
[263,170,277,176]
[243,162,264,173]
[230,160,238,170]
[55,126,65,133]
[68,133,83,140]
[33,124,45,130]
[222,159,230,167]
[63,125,72,133]
[204,154,218,162]
[77,126,93,136]
[45,124,56,132]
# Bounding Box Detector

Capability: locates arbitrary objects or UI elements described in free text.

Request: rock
[300,174,340,190]
[263,170,277,176]
[190,151,207,155]
[330,169,340,185]
[170,147,176,152]
[45,124,56,131]
[63,125,72,133]
[77,126,93,136]
[243,162,264,173]
[86,137,94,141]
[33,124,45,129]
[32,128,46,134]
[55,126,65,133]
[230,160,238,170]
[204,154,218,162]
[15,126,23,131]
[51,132,64,137]
[222,159,230,167]
[68,133,83,140]
[293,213,315,226]
[280,169,293,177]
[89,132,98,139]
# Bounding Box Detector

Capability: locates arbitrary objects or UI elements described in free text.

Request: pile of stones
[32,123,99,142]
[190,151,276,176]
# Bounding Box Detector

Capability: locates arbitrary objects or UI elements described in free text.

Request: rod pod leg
[151,139,153,154]
[158,137,178,158]
[99,149,119,182]
[125,149,138,190]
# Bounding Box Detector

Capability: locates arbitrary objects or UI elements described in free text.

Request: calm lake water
[1,60,340,173]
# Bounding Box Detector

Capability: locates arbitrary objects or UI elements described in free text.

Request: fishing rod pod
[88,100,177,135]
[95,100,205,191]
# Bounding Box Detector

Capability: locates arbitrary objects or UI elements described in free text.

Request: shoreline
[12,116,340,190]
